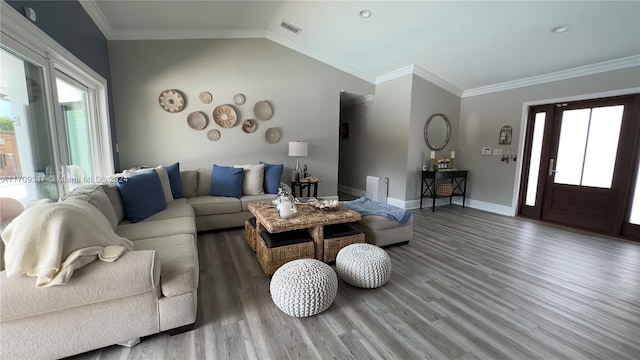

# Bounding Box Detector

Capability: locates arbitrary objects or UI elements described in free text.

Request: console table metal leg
[463,179,467,208]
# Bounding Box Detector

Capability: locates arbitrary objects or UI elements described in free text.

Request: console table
[420,170,468,212]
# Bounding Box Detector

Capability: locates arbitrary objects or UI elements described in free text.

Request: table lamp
[288,141,308,180]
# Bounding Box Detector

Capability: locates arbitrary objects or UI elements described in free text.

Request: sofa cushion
[101,184,125,223]
[166,162,183,199]
[116,216,196,241]
[240,194,277,211]
[117,199,192,224]
[124,165,173,204]
[133,234,198,297]
[210,165,244,199]
[117,170,167,223]
[180,170,198,198]
[260,161,284,194]
[234,164,265,195]
[196,168,211,196]
[62,185,118,231]
[187,196,241,216]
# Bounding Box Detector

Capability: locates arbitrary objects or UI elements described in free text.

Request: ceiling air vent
[280,21,302,35]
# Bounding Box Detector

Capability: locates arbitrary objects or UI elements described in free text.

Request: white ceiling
[82,0,640,96]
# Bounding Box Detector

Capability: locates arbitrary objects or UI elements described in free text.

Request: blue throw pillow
[165,162,183,199]
[117,169,167,223]
[260,161,284,194]
[210,165,244,198]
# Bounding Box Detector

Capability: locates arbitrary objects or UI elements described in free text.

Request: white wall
[458,66,640,214]
[108,38,374,196]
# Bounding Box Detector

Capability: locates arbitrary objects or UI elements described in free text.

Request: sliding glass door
[56,72,95,191]
[0,46,59,204]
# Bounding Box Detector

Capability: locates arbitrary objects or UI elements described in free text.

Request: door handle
[548,158,558,176]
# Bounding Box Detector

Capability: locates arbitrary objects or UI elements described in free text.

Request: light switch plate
[493,149,504,156]
[481,147,492,155]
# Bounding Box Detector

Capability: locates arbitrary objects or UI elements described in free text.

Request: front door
[520,95,640,236]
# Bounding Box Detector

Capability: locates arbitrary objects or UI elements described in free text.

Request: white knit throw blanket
[1,200,133,287]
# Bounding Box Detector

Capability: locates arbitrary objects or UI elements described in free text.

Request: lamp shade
[288,141,308,157]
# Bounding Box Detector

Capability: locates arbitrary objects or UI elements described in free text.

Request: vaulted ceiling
[82,1,640,96]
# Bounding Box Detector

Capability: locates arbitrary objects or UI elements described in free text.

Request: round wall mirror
[424,114,451,150]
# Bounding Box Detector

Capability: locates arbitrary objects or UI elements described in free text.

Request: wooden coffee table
[248,201,362,262]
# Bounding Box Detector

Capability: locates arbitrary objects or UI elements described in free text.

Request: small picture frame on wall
[340,123,349,139]
[499,125,512,145]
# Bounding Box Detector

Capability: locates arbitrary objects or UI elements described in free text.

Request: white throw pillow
[234,164,265,195]
[124,165,173,204]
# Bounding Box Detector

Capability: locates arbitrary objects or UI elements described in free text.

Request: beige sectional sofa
[0,167,282,359]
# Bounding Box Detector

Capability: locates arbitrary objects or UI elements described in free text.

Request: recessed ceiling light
[359,9,371,18]
[551,25,570,34]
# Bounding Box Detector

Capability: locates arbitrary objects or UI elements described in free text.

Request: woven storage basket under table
[244,217,258,251]
[436,181,453,196]
[257,230,315,275]
[322,223,365,263]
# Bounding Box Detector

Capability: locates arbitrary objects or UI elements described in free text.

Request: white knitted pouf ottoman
[335,243,391,288]
[270,259,338,317]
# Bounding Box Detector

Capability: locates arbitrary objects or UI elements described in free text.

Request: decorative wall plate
[207,129,220,141]
[158,89,185,113]
[254,100,273,120]
[213,105,237,128]
[187,111,207,130]
[265,127,280,143]
[199,91,212,104]
[242,119,257,133]
[233,93,246,105]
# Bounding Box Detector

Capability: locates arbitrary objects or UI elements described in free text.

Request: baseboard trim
[338,185,365,198]
[339,185,515,215]
[451,198,515,216]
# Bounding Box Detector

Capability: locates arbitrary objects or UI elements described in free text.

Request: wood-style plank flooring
[70,206,640,360]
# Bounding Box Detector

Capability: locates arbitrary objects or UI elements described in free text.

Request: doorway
[519,94,640,238]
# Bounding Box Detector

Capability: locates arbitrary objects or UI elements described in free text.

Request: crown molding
[375,65,463,97]
[462,55,640,98]
[412,65,463,97]
[375,65,414,84]
[265,30,375,84]
[108,28,265,41]
[78,0,113,39]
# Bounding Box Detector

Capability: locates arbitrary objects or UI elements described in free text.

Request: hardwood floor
[70,206,640,360]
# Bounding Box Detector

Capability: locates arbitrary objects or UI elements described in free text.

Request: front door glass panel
[554,105,623,189]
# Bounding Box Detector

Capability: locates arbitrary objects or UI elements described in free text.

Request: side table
[291,180,319,198]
